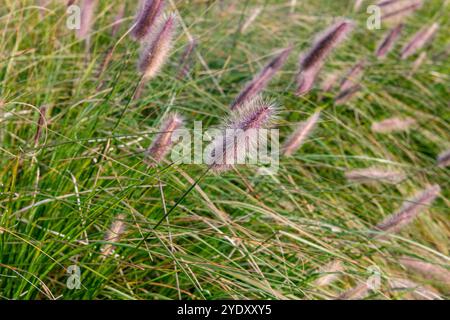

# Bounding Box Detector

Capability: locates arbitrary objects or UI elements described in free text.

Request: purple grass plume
[76,0,97,40]
[334,84,361,105]
[101,214,126,257]
[373,184,441,238]
[131,0,165,41]
[338,282,370,300]
[389,278,442,300]
[399,256,450,286]
[146,113,184,166]
[401,23,439,59]
[437,149,450,167]
[296,20,354,96]
[138,14,176,79]
[381,0,423,21]
[176,38,197,80]
[371,116,416,133]
[376,24,404,59]
[282,110,321,156]
[345,167,405,184]
[339,60,365,92]
[409,51,427,75]
[135,14,176,99]
[314,260,344,287]
[231,45,293,110]
[206,96,277,173]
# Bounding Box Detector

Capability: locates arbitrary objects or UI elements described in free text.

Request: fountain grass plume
[282,110,321,156]
[296,20,354,96]
[389,278,442,300]
[437,149,450,167]
[345,167,406,184]
[401,23,439,59]
[76,0,97,40]
[398,256,450,285]
[131,0,165,41]
[338,282,370,300]
[371,116,416,133]
[101,214,126,257]
[334,84,361,105]
[207,97,277,173]
[376,24,404,59]
[381,0,423,21]
[231,45,293,110]
[146,112,184,166]
[339,60,365,92]
[135,13,176,99]
[373,184,441,238]
[177,38,197,80]
[314,260,344,287]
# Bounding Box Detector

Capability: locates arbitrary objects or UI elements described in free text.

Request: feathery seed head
[376,24,404,59]
[389,278,442,300]
[374,184,441,237]
[76,0,97,39]
[146,112,184,166]
[101,214,126,257]
[437,149,450,167]
[398,256,450,285]
[314,260,343,287]
[345,167,406,184]
[334,84,361,105]
[131,0,165,41]
[371,116,416,133]
[339,60,365,92]
[231,45,293,110]
[282,110,321,156]
[381,0,423,21]
[207,97,277,173]
[138,13,177,80]
[401,23,439,59]
[296,20,354,95]
[177,38,198,80]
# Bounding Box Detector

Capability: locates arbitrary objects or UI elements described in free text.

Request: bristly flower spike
[381,0,423,21]
[207,96,277,173]
[176,38,197,80]
[231,45,293,110]
[398,256,450,285]
[376,23,404,59]
[339,60,365,92]
[437,149,450,167]
[373,184,441,238]
[146,112,184,166]
[296,20,354,96]
[282,110,321,156]
[76,0,97,40]
[101,214,126,257]
[135,13,176,99]
[131,0,165,41]
[371,116,416,133]
[401,23,439,59]
[345,167,406,184]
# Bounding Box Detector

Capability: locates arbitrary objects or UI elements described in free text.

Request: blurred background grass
[0,0,448,299]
